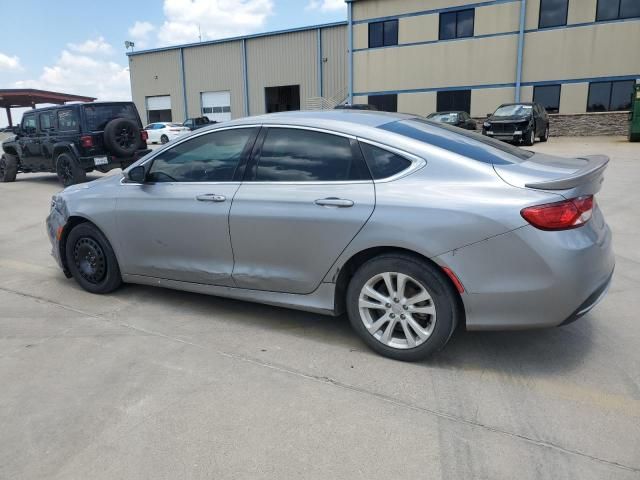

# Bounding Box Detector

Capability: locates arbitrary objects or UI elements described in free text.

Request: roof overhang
[0,89,96,108]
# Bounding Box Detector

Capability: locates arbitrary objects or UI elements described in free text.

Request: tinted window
[57,109,79,132]
[39,111,55,130]
[83,103,138,131]
[587,81,635,111]
[255,128,369,182]
[368,94,397,112]
[379,118,535,165]
[439,9,474,40]
[533,85,561,113]
[359,143,412,179]
[368,20,398,48]
[538,0,568,28]
[597,0,640,20]
[437,90,471,112]
[148,128,257,182]
[22,115,37,134]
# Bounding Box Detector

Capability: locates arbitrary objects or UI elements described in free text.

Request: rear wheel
[523,126,535,146]
[65,223,122,294]
[56,152,86,187]
[160,134,169,144]
[0,154,18,182]
[346,254,459,361]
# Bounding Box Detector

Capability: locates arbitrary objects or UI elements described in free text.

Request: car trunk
[493,153,609,198]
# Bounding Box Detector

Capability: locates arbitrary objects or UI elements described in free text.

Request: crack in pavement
[1,285,638,474]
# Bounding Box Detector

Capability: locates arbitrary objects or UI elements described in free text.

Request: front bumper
[46,200,70,276]
[483,130,525,141]
[436,205,615,330]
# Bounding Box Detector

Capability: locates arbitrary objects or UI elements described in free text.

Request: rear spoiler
[524,155,609,190]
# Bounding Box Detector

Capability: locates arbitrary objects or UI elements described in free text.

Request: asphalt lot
[1,136,639,479]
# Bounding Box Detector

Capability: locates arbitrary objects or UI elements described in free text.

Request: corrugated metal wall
[245,30,318,116]
[321,25,348,102]
[183,41,245,119]
[128,50,183,124]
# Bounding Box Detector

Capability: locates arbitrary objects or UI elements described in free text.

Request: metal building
[128,0,639,135]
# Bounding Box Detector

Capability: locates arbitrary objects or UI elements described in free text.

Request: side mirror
[486,113,492,118]
[127,165,146,183]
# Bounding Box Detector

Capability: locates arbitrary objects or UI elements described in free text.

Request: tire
[523,126,535,146]
[346,253,460,361]
[103,118,142,157]
[160,134,169,144]
[56,152,86,187]
[0,154,18,182]
[65,223,122,294]
[540,125,549,142]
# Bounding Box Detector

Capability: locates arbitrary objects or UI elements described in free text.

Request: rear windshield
[428,112,459,123]
[493,104,532,117]
[379,118,534,165]
[83,104,139,131]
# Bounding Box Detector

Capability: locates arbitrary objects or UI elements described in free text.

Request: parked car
[183,116,214,130]
[144,122,190,144]
[482,102,549,145]
[334,103,378,110]
[1,102,150,186]
[427,111,476,130]
[46,110,613,361]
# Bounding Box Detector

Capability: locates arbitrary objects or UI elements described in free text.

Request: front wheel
[540,125,549,142]
[346,254,459,361]
[56,152,86,187]
[65,223,122,294]
[523,126,535,146]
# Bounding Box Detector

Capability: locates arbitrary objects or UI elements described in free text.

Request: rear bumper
[78,148,151,171]
[436,206,615,330]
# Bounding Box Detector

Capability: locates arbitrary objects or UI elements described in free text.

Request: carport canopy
[0,89,96,127]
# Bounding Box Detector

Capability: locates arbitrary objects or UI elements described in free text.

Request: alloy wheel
[116,127,135,148]
[358,272,437,349]
[57,157,74,185]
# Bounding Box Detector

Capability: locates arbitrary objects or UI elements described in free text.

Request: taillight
[140,130,148,141]
[521,195,594,231]
[80,135,94,148]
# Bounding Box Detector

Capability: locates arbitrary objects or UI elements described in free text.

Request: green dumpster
[630,84,640,142]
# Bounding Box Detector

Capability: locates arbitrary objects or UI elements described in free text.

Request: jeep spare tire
[103,118,141,158]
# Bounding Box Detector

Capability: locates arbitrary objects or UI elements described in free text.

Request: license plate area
[94,156,109,166]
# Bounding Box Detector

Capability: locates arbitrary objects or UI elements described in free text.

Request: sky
[0,0,347,126]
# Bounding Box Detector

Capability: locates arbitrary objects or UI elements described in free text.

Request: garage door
[201,91,231,122]
[146,95,172,123]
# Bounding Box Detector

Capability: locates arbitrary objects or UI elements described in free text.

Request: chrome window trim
[356,137,426,183]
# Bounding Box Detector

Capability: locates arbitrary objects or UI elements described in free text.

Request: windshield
[83,104,138,131]
[428,112,459,123]
[492,104,532,117]
[379,118,534,165]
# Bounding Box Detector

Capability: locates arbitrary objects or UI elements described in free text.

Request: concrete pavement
[1,136,639,479]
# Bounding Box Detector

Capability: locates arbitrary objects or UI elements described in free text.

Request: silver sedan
[46,110,614,361]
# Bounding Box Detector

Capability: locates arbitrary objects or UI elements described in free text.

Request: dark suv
[183,116,214,130]
[1,102,150,186]
[482,102,549,146]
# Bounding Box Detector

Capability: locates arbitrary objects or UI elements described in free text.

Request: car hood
[62,173,122,194]
[487,115,530,123]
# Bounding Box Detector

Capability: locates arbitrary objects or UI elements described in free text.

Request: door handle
[196,193,226,202]
[314,197,354,208]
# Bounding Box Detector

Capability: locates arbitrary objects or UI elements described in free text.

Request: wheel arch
[332,246,466,325]
[3,146,19,157]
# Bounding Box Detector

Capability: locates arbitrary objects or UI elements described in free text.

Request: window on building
[533,85,561,113]
[368,94,397,112]
[436,90,471,113]
[254,129,370,182]
[587,80,635,111]
[596,0,640,21]
[538,0,569,28]
[439,9,474,40]
[368,20,398,48]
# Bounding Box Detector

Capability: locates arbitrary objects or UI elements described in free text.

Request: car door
[38,111,57,170]
[115,126,260,285]
[17,113,41,170]
[229,126,375,294]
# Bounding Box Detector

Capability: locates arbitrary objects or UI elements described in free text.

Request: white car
[144,122,190,144]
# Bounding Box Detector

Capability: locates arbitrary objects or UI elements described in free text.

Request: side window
[439,9,474,40]
[39,112,55,131]
[596,0,640,21]
[534,85,561,113]
[359,142,412,180]
[22,115,37,135]
[148,128,257,182]
[254,128,370,182]
[587,80,635,112]
[368,20,398,48]
[57,109,79,132]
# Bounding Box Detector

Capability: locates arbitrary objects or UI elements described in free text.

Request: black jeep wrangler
[0,102,150,186]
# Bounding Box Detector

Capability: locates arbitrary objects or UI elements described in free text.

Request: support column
[317,28,323,98]
[6,107,12,127]
[515,0,527,102]
[179,47,189,120]
[347,0,354,104]
[242,39,250,117]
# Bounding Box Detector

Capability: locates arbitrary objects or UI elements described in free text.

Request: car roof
[430,111,465,114]
[497,103,535,107]
[23,101,135,114]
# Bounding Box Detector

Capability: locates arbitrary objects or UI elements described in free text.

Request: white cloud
[156,0,274,46]
[67,36,114,55]
[306,0,346,12]
[0,52,22,71]
[128,21,155,49]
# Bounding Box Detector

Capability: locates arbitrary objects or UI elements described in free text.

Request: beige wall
[559,83,589,114]
[321,25,348,100]
[398,15,439,45]
[183,41,244,119]
[353,0,481,21]
[475,1,521,36]
[398,92,437,115]
[471,87,517,117]
[129,49,183,124]
[354,35,518,93]
[246,30,319,115]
